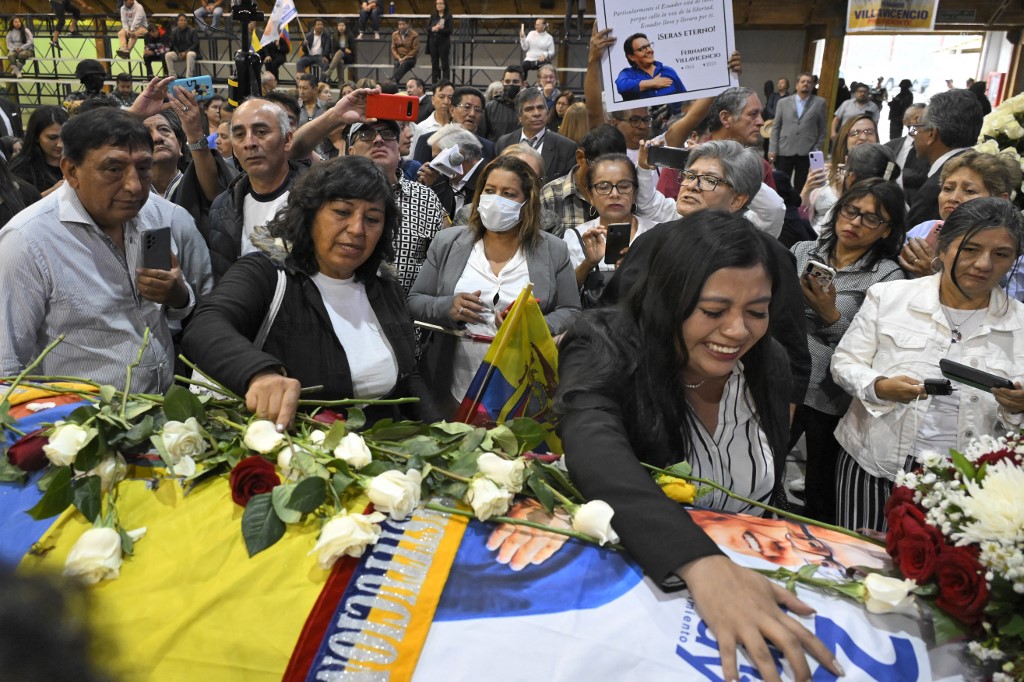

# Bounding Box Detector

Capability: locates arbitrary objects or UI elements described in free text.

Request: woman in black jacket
[183,156,439,428]
[9,106,67,197]
[556,212,841,682]
[426,0,453,85]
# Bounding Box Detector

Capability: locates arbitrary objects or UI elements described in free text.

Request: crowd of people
[1,12,1022,682]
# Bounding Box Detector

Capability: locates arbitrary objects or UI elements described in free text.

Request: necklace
[683,379,705,389]
[942,306,984,343]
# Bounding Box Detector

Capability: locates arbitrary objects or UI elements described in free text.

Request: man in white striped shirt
[0,109,194,393]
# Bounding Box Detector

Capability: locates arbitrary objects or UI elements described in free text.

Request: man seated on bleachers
[116,0,150,59]
[296,19,333,77]
[165,13,200,78]
[143,22,169,76]
[194,0,224,33]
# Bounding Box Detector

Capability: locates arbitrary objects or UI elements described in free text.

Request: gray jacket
[769,94,828,157]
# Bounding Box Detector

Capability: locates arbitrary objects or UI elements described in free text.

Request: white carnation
[954,460,1024,545]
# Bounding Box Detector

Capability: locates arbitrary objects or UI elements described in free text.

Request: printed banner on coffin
[596,0,738,113]
[846,0,939,33]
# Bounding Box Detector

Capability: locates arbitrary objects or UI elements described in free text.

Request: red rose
[894,527,944,582]
[229,456,280,507]
[884,489,925,559]
[934,545,989,625]
[975,448,1022,469]
[7,429,49,472]
[312,410,346,426]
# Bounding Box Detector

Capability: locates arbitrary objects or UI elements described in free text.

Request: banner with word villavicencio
[847,0,938,33]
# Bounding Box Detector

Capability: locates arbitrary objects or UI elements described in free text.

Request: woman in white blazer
[831,198,1024,530]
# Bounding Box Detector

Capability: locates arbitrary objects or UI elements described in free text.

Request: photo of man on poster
[614,33,686,100]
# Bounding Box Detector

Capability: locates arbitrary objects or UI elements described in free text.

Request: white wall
[736,29,809,103]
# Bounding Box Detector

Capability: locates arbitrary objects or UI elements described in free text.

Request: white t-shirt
[450,240,531,402]
[241,189,290,256]
[311,273,399,399]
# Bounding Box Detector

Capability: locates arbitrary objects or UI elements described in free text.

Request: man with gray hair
[494,86,577,182]
[883,103,928,204]
[207,98,306,280]
[417,123,484,218]
[906,89,984,225]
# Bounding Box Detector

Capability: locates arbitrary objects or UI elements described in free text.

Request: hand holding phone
[603,223,631,265]
[365,93,419,121]
[808,151,825,173]
[803,259,836,292]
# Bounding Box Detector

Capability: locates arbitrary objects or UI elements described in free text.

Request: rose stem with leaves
[0,335,67,436]
[424,502,606,545]
[120,328,150,421]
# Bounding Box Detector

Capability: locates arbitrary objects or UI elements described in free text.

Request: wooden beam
[818,17,844,157]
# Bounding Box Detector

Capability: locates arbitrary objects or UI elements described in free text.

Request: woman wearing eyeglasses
[562,154,656,304]
[789,178,907,525]
[800,114,879,235]
[408,155,581,416]
[831,197,1024,531]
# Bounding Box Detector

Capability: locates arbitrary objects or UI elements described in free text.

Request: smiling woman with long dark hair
[556,211,842,682]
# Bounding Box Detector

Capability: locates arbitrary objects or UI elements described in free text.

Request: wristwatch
[187,137,209,151]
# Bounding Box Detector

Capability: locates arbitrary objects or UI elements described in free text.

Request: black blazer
[599,221,811,405]
[300,29,335,59]
[495,128,577,184]
[883,137,929,208]
[0,97,23,137]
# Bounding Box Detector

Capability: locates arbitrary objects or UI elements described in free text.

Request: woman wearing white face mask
[409,155,581,416]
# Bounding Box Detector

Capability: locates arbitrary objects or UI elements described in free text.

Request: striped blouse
[687,365,774,515]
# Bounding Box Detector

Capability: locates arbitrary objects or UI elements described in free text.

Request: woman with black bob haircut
[557,211,842,682]
[9,105,69,196]
[832,197,1024,531]
[789,177,907,524]
[184,155,439,428]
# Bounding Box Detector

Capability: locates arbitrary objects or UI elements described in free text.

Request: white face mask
[476,194,524,233]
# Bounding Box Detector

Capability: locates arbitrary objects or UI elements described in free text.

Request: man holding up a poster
[614,34,686,101]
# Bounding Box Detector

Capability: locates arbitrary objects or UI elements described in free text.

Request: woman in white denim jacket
[831,198,1024,530]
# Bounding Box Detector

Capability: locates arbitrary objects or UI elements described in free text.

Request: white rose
[476,452,526,493]
[162,418,207,463]
[243,420,286,454]
[277,445,301,481]
[571,500,620,546]
[64,527,123,584]
[333,433,373,470]
[86,456,126,492]
[43,422,91,467]
[309,430,327,445]
[465,477,513,521]
[367,469,422,520]
[307,511,386,569]
[863,573,917,615]
[171,455,196,478]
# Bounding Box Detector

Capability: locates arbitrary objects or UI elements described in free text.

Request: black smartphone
[142,227,172,270]
[939,358,1014,393]
[647,145,690,170]
[603,223,631,265]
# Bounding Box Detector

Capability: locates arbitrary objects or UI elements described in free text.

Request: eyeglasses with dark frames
[838,203,888,229]
[679,170,731,192]
[354,128,399,142]
[589,180,637,195]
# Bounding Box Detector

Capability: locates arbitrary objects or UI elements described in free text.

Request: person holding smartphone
[561,153,656,306]
[789,178,907,524]
[831,197,1024,531]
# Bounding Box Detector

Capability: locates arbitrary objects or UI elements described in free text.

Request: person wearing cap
[116,0,150,59]
[347,118,448,295]
[64,59,107,104]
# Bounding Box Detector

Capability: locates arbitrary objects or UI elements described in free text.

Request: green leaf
[331,470,356,497]
[98,384,117,403]
[485,424,518,454]
[345,407,366,431]
[458,427,487,454]
[119,527,136,556]
[163,385,204,422]
[796,564,821,580]
[401,436,444,459]
[507,418,547,452]
[27,466,74,519]
[287,476,328,514]
[123,400,157,420]
[931,605,969,645]
[36,464,64,492]
[536,461,583,501]
[67,404,100,424]
[149,434,175,471]
[271,484,302,524]
[0,453,29,484]
[114,415,155,447]
[432,422,476,437]
[446,448,482,479]
[72,475,102,522]
[527,472,555,513]
[368,422,427,441]
[665,461,693,478]
[71,430,107,473]
[1000,613,1024,637]
[949,449,977,481]
[321,420,349,452]
[241,493,286,557]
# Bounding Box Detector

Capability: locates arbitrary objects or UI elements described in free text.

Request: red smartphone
[365,93,420,122]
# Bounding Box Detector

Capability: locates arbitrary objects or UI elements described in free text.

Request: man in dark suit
[495,87,577,183]
[411,86,495,164]
[906,89,983,226]
[767,72,827,193]
[883,103,929,207]
[0,97,23,138]
[296,19,335,75]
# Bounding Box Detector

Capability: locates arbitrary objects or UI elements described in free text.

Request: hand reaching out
[486,498,571,570]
